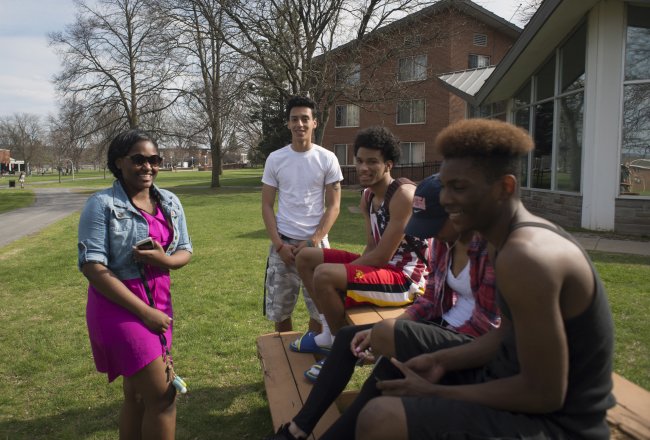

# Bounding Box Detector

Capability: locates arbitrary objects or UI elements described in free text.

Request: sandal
[289,331,331,355]
[304,358,326,383]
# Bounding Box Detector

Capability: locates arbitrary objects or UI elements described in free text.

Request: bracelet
[276,243,284,253]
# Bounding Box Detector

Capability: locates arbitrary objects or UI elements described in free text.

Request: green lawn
[0,169,647,439]
[0,189,35,213]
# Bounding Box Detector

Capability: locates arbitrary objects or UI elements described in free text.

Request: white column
[581,0,625,231]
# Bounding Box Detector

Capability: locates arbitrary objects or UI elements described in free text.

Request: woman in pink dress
[78,129,192,439]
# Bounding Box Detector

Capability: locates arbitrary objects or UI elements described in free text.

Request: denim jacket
[78,180,192,280]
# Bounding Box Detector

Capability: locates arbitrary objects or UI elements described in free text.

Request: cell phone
[135,237,155,250]
[373,355,405,381]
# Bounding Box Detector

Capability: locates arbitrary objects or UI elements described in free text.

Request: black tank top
[488,222,615,439]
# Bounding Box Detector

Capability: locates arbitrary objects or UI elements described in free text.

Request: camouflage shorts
[264,236,329,323]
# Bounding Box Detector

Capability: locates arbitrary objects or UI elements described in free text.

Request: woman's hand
[351,329,375,362]
[133,240,168,268]
[141,307,173,334]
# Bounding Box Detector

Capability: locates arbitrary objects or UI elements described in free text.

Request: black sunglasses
[127,154,163,167]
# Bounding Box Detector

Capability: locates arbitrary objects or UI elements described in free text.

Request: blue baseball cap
[404,174,448,239]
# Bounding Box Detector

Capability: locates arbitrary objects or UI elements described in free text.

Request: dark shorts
[393,320,569,439]
[323,248,419,308]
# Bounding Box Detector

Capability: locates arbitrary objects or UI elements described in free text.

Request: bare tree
[517,0,543,24]
[49,0,186,133]
[217,0,433,143]
[150,0,253,186]
[48,97,93,170]
[0,113,47,172]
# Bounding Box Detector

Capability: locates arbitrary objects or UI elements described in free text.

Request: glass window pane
[625,6,650,81]
[415,55,427,80]
[514,108,531,187]
[557,92,583,192]
[560,23,586,92]
[335,106,344,127]
[334,144,347,165]
[536,57,556,101]
[412,143,425,164]
[514,81,531,107]
[621,83,650,195]
[398,58,411,81]
[400,144,412,164]
[532,101,554,189]
[349,105,360,126]
[413,99,425,123]
[397,102,409,123]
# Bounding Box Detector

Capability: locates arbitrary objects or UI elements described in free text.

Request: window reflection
[621,5,650,196]
[561,23,586,93]
[533,101,554,190]
[557,93,583,192]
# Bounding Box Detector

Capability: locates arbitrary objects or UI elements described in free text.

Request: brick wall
[520,190,650,236]
[520,189,583,229]
[615,199,650,236]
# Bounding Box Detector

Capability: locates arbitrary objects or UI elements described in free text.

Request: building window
[469,101,506,120]
[397,99,425,124]
[468,54,490,69]
[335,104,360,127]
[399,142,425,165]
[336,63,361,87]
[398,55,427,82]
[621,5,650,196]
[512,23,586,193]
[473,33,488,46]
[334,144,348,165]
[404,34,423,48]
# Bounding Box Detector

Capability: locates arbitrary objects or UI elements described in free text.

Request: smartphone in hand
[373,355,405,381]
[135,237,155,250]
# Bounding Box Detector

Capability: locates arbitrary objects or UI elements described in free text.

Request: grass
[0,169,648,439]
[0,189,35,213]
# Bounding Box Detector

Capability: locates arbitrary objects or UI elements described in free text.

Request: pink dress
[86,206,173,382]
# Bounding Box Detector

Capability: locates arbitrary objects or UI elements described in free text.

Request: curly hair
[353,126,401,163]
[285,95,318,120]
[107,129,159,179]
[434,119,534,182]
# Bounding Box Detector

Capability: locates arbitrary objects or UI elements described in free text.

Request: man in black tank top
[352,119,615,440]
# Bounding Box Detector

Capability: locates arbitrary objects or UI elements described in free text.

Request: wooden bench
[257,331,342,439]
[345,304,406,326]
[258,308,650,439]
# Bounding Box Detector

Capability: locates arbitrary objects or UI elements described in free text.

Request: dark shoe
[264,423,300,440]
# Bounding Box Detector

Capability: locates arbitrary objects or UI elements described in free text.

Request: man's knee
[313,264,347,292]
[371,318,398,357]
[296,247,323,273]
[357,397,406,439]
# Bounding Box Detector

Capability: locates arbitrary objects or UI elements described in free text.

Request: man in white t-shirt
[261,96,344,332]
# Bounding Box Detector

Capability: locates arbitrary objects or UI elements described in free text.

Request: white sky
[0,0,526,120]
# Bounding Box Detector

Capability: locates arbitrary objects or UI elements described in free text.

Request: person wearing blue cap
[355,119,614,440]
[264,174,499,440]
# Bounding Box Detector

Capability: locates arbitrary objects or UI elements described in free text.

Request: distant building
[319,0,520,167]
[0,149,9,173]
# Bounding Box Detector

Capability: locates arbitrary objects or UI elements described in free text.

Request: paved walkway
[1,187,648,256]
[0,187,89,248]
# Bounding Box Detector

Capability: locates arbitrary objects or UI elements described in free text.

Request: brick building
[319,0,520,168]
[0,149,9,173]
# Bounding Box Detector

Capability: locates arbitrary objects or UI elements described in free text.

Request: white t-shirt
[262,144,343,240]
